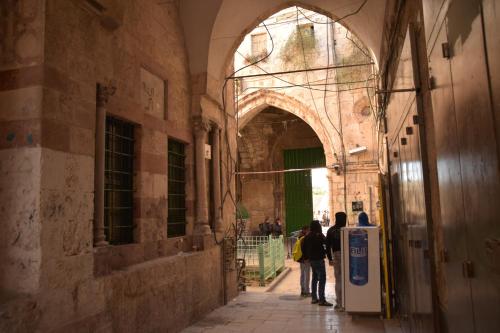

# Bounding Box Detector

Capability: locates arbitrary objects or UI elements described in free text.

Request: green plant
[279,24,318,70]
[244,52,268,65]
[236,202,250,219]
[335,36,372,88]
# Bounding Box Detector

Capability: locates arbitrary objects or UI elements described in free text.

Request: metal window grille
[168,139,186,237]
[251,33,267,56]
[104,116,135,245]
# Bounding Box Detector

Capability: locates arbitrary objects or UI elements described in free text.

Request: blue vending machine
[341,226,381,313]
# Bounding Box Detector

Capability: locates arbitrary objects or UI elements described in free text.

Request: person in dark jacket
[272,218,283,236]
[301,220,333,306]
[357,212,374,226]
[326,212,347,310]
[259,217,272,236]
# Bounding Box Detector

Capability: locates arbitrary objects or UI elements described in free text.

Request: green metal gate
[284,147,326,235]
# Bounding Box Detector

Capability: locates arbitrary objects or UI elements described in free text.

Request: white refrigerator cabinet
[341,226,381,313]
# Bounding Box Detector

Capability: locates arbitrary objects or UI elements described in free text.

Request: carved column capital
[210,121,222,131]
[97,83,116,107]
[193,116,212,134]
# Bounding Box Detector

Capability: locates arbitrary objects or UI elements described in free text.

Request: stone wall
[238,110,379,233]
[235,8,380,230]
[0,0,46,295]
[235,8,379,168]
[239,111,323,233]
[0,0,232,332]
[1,246,223,332]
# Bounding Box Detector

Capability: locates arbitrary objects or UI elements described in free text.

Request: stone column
[193,116,212,235]
[211,124,224,232]
[94,83,115,247]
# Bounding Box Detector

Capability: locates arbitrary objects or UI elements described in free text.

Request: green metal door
[284,147,325,235]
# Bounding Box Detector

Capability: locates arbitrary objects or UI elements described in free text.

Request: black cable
[254,2,365,28]
[237,62,374,86]
[241,85,375,93]
[295,7,335,157]
[235,51,373,94]
[321,15,344,140]
[345,29,371,59]
[225,2,373,281]
[296,1,368,25]
[216,21,276,258]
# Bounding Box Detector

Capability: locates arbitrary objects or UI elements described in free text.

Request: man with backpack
[293,225,311,297]
[326,212,347,310]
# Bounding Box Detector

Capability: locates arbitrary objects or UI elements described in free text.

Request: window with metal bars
[168,138,187,237]
[104,116,135,244]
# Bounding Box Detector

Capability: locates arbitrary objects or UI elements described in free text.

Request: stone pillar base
[193,234,214,250]
[194,223,211,235]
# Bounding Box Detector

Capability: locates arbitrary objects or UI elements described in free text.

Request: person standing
[326,212,347,310]
[272,218,283,237]
[259,217,272,236]
[294,225,310,297]
[301,220,333,306]
[357,211,373,226]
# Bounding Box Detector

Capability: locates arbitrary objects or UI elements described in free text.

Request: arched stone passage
[237,90,335,166]
[180,0,384,87]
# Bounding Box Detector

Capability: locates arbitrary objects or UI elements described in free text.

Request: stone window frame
[104,115,137,245]
[167,136,188,237]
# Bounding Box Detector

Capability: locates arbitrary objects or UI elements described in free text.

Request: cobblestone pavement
[182,260,402,333]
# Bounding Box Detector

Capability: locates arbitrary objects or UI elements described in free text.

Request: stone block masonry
[0,0,232,332]
[1,247,223,332]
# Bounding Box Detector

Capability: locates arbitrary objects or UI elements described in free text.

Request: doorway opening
[312,167,330,226]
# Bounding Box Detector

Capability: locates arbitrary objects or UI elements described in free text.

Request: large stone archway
[180,0,385,94]
[237,89,335,166]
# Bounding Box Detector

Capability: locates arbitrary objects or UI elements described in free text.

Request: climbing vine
[280,24,318,70]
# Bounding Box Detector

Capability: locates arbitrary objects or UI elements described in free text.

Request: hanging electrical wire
[221,3,377,280]
[237,75,374,86]
[234,51,373,94]
[327,16,349,214]
[294,7,337,158]
[345,29,372,59]
[296,1,368,25]
[241,84,375,94]
[219,21,277,287]
[255,1,366,28]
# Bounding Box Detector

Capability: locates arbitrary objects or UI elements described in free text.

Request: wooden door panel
[447,0,500,330]
[428,18,474,332]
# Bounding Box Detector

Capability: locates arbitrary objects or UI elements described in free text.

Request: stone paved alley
[182,261,402,333]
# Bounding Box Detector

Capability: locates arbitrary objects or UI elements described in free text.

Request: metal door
[284,147,325,235]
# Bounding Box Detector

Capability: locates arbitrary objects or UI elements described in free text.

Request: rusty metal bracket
[376,88,418,94]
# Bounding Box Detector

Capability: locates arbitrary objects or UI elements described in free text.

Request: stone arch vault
[237,90,335,166]
[180,0,386,89]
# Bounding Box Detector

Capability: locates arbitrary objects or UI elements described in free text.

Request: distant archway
[237,89,335,166]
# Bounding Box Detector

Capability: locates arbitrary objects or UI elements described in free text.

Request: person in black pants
[301,220,333,306]
[326,212,347,310]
